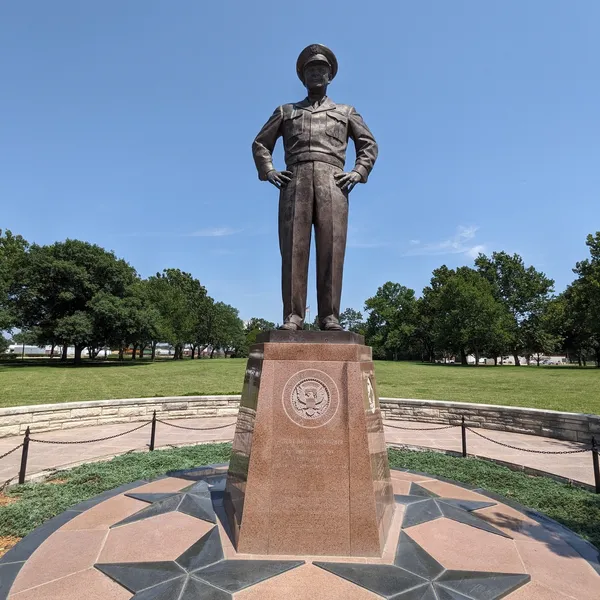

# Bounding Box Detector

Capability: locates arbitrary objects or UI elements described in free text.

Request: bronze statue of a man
[252,44,378,331]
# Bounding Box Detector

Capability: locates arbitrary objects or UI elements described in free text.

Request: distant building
[7,344,48,356]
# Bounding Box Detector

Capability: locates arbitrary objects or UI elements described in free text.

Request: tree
[130,279,171,360]
[413,298,437,362]
[207,302,245,357]
[245,317,276,332]
[521,313,559,366]
[244,317,276,350]
[190,295,215,359]
[424,266,512,365]
[86,289,159,360]
[11,329,41,346]
[0,230,28,332]
[303,315,320,331]
[11,328,43,358]
[548,289,590,365]
[339,308,364,333]
[563,233,600,366]
[145,269,207,359]
[364,282,419,360]
[53,312,95,361]
[475,251,554,365]
[126,282,162,360]
[10,239,137,364]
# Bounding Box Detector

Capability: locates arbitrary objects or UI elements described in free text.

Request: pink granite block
[10,530,108,594]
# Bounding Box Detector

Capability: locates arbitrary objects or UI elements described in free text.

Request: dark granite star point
[112,480,217,528]
[395,483,510,538]
[315,531,530,600]
[96,526,304,599]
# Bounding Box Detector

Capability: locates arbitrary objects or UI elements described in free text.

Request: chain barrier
[156,419,236,432]
[466,427,592,454]
[4,412,596,493]
[29,421,151,445]
[0,443,24,461]
[384,422,457,431]
[0,477,15,492]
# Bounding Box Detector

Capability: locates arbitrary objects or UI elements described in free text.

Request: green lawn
[0,358,599,414]
[374,361,600,414]
[1,446,598,553]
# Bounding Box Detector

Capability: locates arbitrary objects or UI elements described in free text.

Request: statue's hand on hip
[334,171,361,192]
[267,170,293,189]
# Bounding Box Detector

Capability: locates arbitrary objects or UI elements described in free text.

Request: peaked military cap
[296,44,338,84]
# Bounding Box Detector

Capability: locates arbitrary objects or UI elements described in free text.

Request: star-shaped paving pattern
[315,531,530,599]
[395,483,510,538]
[112,480,217,528]
[96,526,304,599]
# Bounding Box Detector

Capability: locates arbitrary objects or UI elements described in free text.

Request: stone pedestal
[225,331,394,557]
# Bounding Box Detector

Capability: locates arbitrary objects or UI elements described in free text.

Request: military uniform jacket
[252,97,378,184]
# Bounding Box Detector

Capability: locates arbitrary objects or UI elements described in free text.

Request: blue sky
[1,1,599,324]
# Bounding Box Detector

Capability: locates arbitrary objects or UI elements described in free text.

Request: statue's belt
[286,152,344,170]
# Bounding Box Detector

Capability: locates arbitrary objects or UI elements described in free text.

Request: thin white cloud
[189,227,240,237]
[409,239,420,245]
[465,244,486,259]
[403,226,484,258]
[116,227,241,238]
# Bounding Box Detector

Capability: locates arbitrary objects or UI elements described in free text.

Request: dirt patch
[0,493,17,507]
[0,535,21,558]
[46,478,68,485]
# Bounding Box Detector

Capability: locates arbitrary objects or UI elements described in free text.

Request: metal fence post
[461,416,467,458]
[18,427,30,485]
[149,411,157,451]
[592,436,600,495]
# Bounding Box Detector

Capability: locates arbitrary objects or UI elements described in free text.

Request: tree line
[2,230,599,366]
[0,232,247,363]
[339,232,600,367]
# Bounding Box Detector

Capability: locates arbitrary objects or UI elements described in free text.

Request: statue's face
[304,62,331,91]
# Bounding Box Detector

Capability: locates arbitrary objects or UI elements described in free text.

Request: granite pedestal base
[224,331,395,557]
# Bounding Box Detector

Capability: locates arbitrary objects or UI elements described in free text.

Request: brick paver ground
[5,469,599,599]
[0,417,595,487]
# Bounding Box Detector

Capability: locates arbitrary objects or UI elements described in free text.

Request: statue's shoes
[321,321,343,331]
[279,321,301,330]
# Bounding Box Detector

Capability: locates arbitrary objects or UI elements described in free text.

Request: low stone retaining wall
[380,398,600,444]
[1,395,598,444]
[0,396,241,438]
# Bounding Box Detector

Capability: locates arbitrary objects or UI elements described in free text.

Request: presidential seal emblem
[291,378,330,419]
[282,369,340,428]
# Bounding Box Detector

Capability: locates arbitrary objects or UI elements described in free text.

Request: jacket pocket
[284,110,305,151]
[326,111,348,144]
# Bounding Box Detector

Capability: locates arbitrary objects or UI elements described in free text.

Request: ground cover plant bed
[0,443,232,555]
[1,358,599,413]
[0,444,598,559]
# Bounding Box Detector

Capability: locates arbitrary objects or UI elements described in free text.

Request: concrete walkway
[383,420,596,488]
[0,417,596,488]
